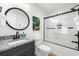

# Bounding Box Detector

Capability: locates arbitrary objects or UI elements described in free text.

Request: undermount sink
[8,39,27,46]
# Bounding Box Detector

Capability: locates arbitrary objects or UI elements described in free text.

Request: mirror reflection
[5,8,30,30]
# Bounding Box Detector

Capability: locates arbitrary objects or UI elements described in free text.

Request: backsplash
[0,34,26,41]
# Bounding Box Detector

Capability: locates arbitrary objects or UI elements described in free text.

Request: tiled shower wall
[45,11,78,50]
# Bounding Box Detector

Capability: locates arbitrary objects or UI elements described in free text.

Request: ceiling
[35,3,78,14]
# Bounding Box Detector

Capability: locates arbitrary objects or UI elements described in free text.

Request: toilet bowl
[35,40,51,56]
[34,34,51,56]
[37,44,51,56]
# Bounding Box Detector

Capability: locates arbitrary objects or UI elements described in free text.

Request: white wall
[30,4,47,41]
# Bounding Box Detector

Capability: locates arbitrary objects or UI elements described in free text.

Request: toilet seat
[38,44,51,51]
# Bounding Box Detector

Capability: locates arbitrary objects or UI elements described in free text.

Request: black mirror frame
[5,7,30,31]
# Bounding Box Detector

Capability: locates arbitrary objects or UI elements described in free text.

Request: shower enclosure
[43,8,79,51]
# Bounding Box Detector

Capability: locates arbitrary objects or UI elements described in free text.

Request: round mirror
[5,7,30,30]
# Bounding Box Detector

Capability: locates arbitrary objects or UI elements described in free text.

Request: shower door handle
[72,41,78,44]
[74,34,78,36]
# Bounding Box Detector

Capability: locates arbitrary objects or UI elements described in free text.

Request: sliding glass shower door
[44,11,78,50]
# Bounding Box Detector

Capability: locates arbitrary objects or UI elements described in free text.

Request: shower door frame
[43,9,79,51]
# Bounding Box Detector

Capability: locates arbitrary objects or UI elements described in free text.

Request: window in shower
[44,11,78,50]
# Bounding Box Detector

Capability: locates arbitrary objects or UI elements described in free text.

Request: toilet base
[37,48,48,56]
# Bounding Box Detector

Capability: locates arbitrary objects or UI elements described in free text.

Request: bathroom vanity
[0,39,35,56]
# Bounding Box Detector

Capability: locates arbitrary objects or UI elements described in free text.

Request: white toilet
[37,44,51,56]
[34,33,51,56]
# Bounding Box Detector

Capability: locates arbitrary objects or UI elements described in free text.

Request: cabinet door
[19,49,35,56]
